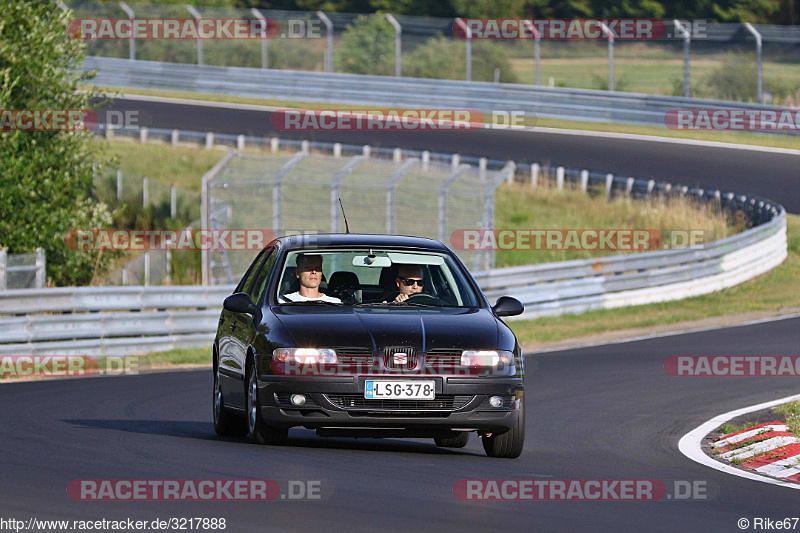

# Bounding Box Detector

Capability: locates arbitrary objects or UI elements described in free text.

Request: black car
[212,234,526,458]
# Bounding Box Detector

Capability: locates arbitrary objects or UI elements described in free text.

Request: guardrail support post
[119,2,135,60]
[270,137,279,153]
[362,145,371,157]
[144,252,150,286]
[317,11,333,73]
[480,158,488,182]
[166,249,172,285]
[171,129,179,146]
[205,132,214,149]
[170,185,177,219]
[580,170,589,192]
[237,135,245,151]
[674,20,691,97]
[393,148,402,162]
[531,163,539,187]
[385,14,402,77]
[116,169,123,200]
[301,140,310,153]
[605,173,614,199]
[139,127,148,143]
[421,151,430,171]
[142,176,148,207]
[744,23,763,103]
[556,166,564,191]
[333,143,342,157]
[451,154,460,170]
[626,177,634,197]
[251,8,269,69]
[523,21,541,85]
[186,5,203,66]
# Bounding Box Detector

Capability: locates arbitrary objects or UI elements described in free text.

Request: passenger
[284,253,341,303]
[393,264,425,302]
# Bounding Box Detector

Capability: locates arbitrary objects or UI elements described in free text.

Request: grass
[718,421,760,435]
[774,401,800,438]
[508,213,799,345]
[93,86,800,151]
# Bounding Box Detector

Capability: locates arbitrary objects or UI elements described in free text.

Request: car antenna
[339,198,350,234]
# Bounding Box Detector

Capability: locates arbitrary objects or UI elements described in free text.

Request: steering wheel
[406,293,441,305]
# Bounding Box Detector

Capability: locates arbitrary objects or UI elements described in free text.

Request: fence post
[385,14,402,77]
[317,11,333,73]
[531,163,539,187]
[674,20,691,97]
[451,154,460,171]
[605,173,614,199]
[270,137,279,153]
[556,166,564,190]
[142,176,148,207]
[116,169,122,200]
[171,129,179,146]
[480,157,487,182]
[454,18,472,81]
[439,165,469,242]
[237,134,246,151]
[251,8,269,69]
[205,132,214,149]
[362,145,371,158]
[35,248,45,288]
[744,23,763,103]
[600,22,615,91]
[393,148,402,162]
[144,251,150,286]
[421,150,430,171]
[626,177,635,197]
[170,185,177,219]
[166,249,172,285]
[301,140,310,153]
[119,2,135,60]
[186,5,203,65]
[0,250,6,290]
[139,127,148,143]
[580,170,589,192]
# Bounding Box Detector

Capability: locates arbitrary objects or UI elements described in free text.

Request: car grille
[325,394,473,410]
[425,349,461,367]
[383,347,418,370]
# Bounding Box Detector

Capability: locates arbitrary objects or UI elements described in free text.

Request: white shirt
[284,292,342,304]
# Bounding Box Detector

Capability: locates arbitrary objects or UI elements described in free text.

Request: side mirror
[223,293,262,322]
[492,296,524,317]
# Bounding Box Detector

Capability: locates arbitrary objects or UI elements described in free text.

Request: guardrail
[84,56,800,133]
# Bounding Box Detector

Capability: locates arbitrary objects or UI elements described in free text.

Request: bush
[404,36,519,83]
[335,15,395,76]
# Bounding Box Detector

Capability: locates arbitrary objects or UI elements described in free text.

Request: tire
[434,432,470,448]
[481,400,525,458]
[246,358,289,445]
[213,363,246,437]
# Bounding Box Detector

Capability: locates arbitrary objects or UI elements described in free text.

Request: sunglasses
[399,277,424,287]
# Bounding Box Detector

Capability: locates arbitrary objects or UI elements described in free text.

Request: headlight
[272,348,338,364]
[460,350,513,367]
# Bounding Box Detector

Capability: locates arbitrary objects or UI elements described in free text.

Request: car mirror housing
[224,292,262,322]
[492,296,524,317]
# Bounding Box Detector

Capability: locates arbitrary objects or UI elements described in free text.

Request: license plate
[364,380,435,400]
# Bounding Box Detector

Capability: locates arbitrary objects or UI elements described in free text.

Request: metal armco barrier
[84,56,800,133]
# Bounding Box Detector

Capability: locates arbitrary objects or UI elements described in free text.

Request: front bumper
[257,375,523,435]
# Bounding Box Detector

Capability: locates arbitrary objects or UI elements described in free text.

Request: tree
[0,1,114,285]
[335,14,395,75]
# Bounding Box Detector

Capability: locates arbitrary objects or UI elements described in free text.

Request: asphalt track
[1,317,798,532]
[100,97,800,213]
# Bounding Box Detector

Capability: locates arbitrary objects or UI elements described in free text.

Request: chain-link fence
[0,249,46,290]
[63,1,800,103]
[203,143,514,285]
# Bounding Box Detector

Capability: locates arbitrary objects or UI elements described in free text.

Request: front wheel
[247,358,289,445]
[482,400,525,458]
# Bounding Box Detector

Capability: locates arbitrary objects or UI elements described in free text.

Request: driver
[284,253,342,303]
[393,264,425,302]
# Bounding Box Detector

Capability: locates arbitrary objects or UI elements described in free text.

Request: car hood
[271,306,499,352]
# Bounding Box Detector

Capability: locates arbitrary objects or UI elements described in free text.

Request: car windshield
[275,249,481,308]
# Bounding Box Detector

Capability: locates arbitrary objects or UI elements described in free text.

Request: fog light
[290,394,307,406]
[489,396,503,408]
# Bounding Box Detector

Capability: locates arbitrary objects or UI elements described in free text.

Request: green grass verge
[94,86,800,151]
[774,401,800,438]
[718,421,760,435]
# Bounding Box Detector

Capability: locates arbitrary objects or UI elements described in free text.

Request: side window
[234,249,268,295]
[243,248,275,297]
[252,249,279,305]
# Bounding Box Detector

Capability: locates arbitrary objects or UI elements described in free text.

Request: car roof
[277,233,451,252]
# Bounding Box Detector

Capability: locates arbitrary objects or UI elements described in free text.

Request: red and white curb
[679,393,800,490]
[711,421,800,481]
